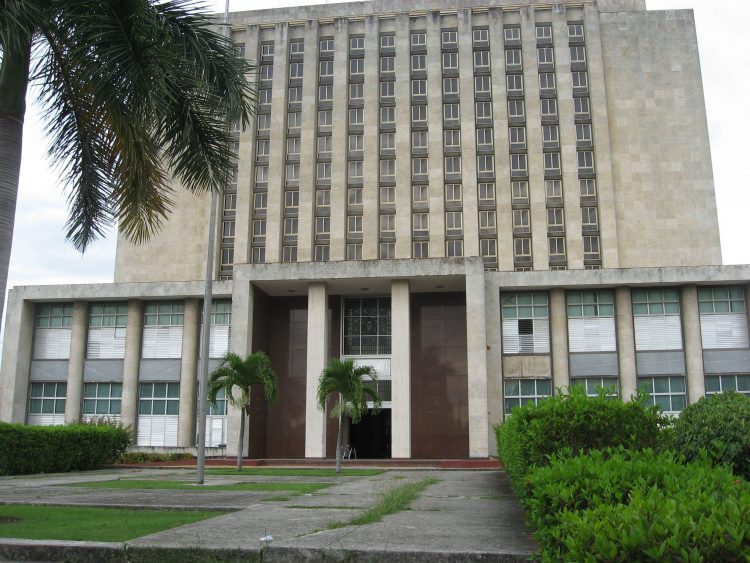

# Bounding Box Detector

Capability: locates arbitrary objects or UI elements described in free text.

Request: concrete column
[550,289,570,392]
[64,301,88,424]
[121,300,143,431]
[484,277,503,456]
[305,282,328,458]
[466,260,489,458]
[178,298,200,447]
[615,287,637,400]
[0,293,35,423]
[328,18,349,261]
[394,14,412,259]
[682,285,705,403]
[226,281,254,457]
[390,279,411,458]
[426,13,445,257]
[361,15,379,261]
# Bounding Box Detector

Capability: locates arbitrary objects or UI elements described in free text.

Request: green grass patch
[326,478,439,530]
[205,468,383,477]
[69,479,333,493]
[0,505,222,542]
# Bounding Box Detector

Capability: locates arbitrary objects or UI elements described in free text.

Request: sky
[7,0,750,294]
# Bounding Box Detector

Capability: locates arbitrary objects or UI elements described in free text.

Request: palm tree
[0,0,255,323]
[208,351,278,470]
[317,357,382,473]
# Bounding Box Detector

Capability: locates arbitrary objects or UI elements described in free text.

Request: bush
[496,386,663,485]
[118,451,193,464]
[0,422,132,475]
[524,449,750,562]
[667,391,750,480]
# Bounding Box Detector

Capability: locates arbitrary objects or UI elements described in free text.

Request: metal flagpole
[196,0,230,485]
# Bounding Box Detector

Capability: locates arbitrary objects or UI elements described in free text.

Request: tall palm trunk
[336,392,344,473]
[236,405,246,471]
[0,32,32,327]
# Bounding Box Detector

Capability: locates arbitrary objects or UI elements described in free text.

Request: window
[578,151,595,174]
[536,25,552,40]
[511,181,529,204]
[544,152,561,175]
[380,81,395,101]
[475,101,492,120]
[514,237,531,260]
[285,138,300,158]
[28,382,66,423]
[572,71,588,91]
[251,246,265,264]
[632,289,683,351]
[506,49,522,71]
[444,130,461,148]
[349,36,365,52]
[288,86,302,103]
[261,43,274,57]
[583,235,600,260]
[142,302,184,359]
[285,163,300,182]
[318,110,333,127]
[320,38,334,53]
[256,114,271,132]
[698,287,749,349]
[260,65,273,80]
[444,103,460,123]
[412,104,427,125]
[513,208,530,230]
[580,178,597,197]
[349,58,364,76]
[255,165,268,184]
[576,123,593,144]
[412,157,428,176]
[506,74,523,96]
[509,126,526,148]
[504,379,552,415]
[314,244,330,262]
[380,56,395,73]
[348,160,363,181]
[574,96,590,118]
[413,212,429,235]
[504,27,521,42]
[705,374,750,397]
[349,108,364,126]
[474,50,490,71]
[476,128,494,149]
[34,303,73,360]
[443,77,459,96]
[380,35,395,49]
[379,242,395,260]
[349,134,364,152]
[317,136,332,157]
[282,245,297,263]
[88,303,128,359]
[83,382,122,418]
[380,186,396,205]
[477,154,495,174]
[444,156,461,175]
[539,73,556,93]
[479,210,496,233]
[445,211,463,234]
[445,183,462,203]
[349,82,364,101]
[316,189,331,209]
[511,153,528,175]
[542,124,559,147]
[413,240,429,258]
[347,215,363,235]
[508,100,525,119]
[548,236,566,256]
[224,193,237,212]
[411,131,428,150]
[473,28,489,46]
[380,214,396,236]
[581,207,598,228]
[570,45,587,64]
[259,88,272,106]
[252,219,266,239]
[289,62,304,79]
[571,377,619,398]
[316,162,331,182]
[138,382,179,416]
[446,239,464,257]
[346,243,362,260]
[380,106,396,125]
[639,376,686,414]
[568,24,584,40]
[540,98,558,118]
[411,54,426,71]
[501,293,550,354]
[412,79,427,97]
[567,291,615,352]
[474,75,491,95]
[348,187,363,206]
[318,84,333,102]
[481,238,497,258]
[537,47,554,65]
[547,208,564,229]
[287,112,301,129]
[413,185,429,204]
[284,190,299,212]
[411,32,426,47]
[289,40,304,55]
[315,216,330,237]
[442,52,459,71]
[441,30,458,48]
[343,297,391,355]
[545,179,562,200]
[380,159,396,181]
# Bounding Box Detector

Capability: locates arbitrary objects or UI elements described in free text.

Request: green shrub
[667,391,750,480]
[118,451,193,464]
[496,386,663,485]
[0,422,132,475]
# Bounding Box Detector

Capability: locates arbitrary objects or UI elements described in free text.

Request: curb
[0,539,126,562]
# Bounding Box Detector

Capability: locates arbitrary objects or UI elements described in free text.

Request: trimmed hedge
[0,422,132,475]
[524,449,750,562]
[667,391,750,480]
[496,386,663,485]
[119,451,193,464]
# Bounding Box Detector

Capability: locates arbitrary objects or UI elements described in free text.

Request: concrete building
[1,0,748,459]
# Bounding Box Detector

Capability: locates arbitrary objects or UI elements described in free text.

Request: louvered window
[209,300,231,358]
[200,388,227,447]
[705,374,750,397]
[87,303,127,359]
[504,379,551,416]
[137,382,179,446]
[632,289,682,351]
[34,304,73,360]
[638,376,686,414]
[501,293,550,354]
[567,291,616,352]
[27,382,66,426]
[142,302,184,358]
[698,287,749,349]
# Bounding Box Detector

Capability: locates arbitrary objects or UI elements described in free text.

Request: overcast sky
[7,0,749,293]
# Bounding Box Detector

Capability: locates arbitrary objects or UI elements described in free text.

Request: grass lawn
[69,480,333,493]
[0,505,222,542]
[205,468,383,477]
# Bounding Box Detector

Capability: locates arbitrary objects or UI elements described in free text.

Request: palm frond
[317,358,383,423]
[208,350,278,409]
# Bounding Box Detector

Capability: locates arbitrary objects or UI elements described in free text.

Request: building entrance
[349,408,391,459]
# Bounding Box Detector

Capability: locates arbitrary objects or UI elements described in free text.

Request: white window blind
[27,414,65,426]
[209,325,231,358]
[137,415,179,446]
[700,314,749,349]
[87,327,127,359]
[634,316,683,351]
[502,319,550,354]
[33,328,71,360]
[568,317,616,352]
[141,326,183,358]
[204,416,228,447]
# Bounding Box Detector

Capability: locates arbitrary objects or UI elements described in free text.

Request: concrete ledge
[264,546,532,562]
[0,539,126,563]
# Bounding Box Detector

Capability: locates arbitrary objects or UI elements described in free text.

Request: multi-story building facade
[1,0,748,459]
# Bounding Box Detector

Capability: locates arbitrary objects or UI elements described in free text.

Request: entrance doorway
[349,408,391,459]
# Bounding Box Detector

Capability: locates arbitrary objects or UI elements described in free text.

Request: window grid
[138,382,180,415]
[504,379,552,415]
[28,382,66,415]
[639,376,686,414]
[83,382,122,416]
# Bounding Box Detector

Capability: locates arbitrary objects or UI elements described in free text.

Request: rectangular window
[580,178,597,197]
[444,156,462,175]
[349,36,365,52]
[411,131,428,150]
[479,210,497,233]
[316,189,331,210]
[504,379,552,415]
[380,81,395,102]
[379,242,395,260]
[251,246,265,264]
[380,56,395,73]
[348,160,363,181]
[256,114,271,132]
[567,291,616,352]
[537,47,554,65]
[568,24,584,40]
[475,101,493,120]
[543,124,560,147]
[504,27,521,42]
[705,374,750,398]
[506,74,524,96]
[442,77,459,96]
[314,244,330,262]
[137,382,179,446]
[380,159,396,181]
[316,162,331,181]
[224,193,237,212]
[289,40,304,55]
[142,302,184,358]
[413,212,429,235]
[286,137,300,158]
[441,30,458,48]
[379,214,396,236]
[380,132,396,152]
[28,382,67,425]
[87,303,128,359]
[511,153,528,175]
[511,181,529,204]
[639,376,686,414]
[288,86,302,103]
[289,62,304,79]
[581,206,598,228]
[474,75,491,95]
[536,25,552,40]
[320,38,334,53]
[508,100,525,118]
[412,157,428,176]
[349,108,364,126]
[444,130,461,148]
[576,123,593,144]
[574,97,590,118]
[572,71,589,91]
[477,154,495,173]
[82,382,122,418]
[315,216,331,237]
[501,293,550,354]
[318,84,333,102]
[445,211,463,234]
[444,103,460,123]
[570,45,587,64]
[318,110,333,127]
[540,98,558,118]
[255,165,268,184]
[539,72,556,94]
[514,237,531,260]
[583,235,600,260]
[509,126,526,148]
[698,287,749,349]
[473,50,490,71]
[411,54,426,71]
[548,236,566,256]
[380,186,395,205]
[412,79,427,97]
[252,219,266,239]
[34,304,73,360]
[380,35,395,49]
[578,151,595,174]
[380,106,396,125]
[413,240,429,258]
[260,65,273,80]
[513,208,530,230]
[412,104,427,125]
[413,185,429,204]
[287,112,301,129]
[349,82,364,102]
[343,297,391,355]
[442,52,459,71]
[349,134,364,152]
[347,215,363,235]
[348,187,363,206]
[284,191,299,211]
[476,128,494,149]
[259,88,272,106]
[411,32,426,47]
[473,28,489,46]
[285,163,300,182]
[505,49,522,69]
[346,243,362,261]
[544,152,561,175]
[261,44,274,57]
[445,183,462,203]
[446,239,464,257]
[571,377,620,398]
[478,182,496,204]
[282,245,297,263]
[349,58,364,76]
[317,136,332,157]
[547,207,564,229]
[481,238,497,258]
[632,289,683,351]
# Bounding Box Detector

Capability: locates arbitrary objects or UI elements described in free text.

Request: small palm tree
[317,357,382,473]
[208,351,278,471]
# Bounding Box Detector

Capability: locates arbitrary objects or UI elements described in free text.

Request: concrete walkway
[0,467,537,562]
